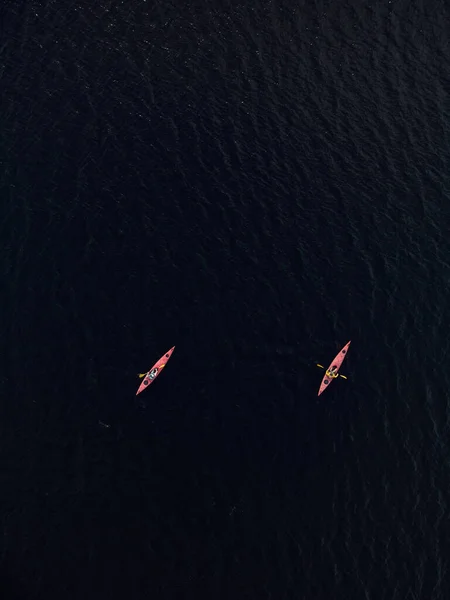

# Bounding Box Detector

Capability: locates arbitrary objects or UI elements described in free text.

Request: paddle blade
[138,373,146,378]
[317,364,324,369]
[339,375,347,380]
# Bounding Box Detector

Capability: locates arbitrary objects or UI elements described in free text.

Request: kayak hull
[136,346,175,395]
[318,341,351,396]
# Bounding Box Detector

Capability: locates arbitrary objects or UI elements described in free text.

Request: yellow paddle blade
[339,375,347,380]
[317,364,324,369]
[138,373,146,378]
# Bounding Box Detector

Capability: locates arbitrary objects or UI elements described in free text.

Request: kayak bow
[136,346,175,395]
[318,341,351,396]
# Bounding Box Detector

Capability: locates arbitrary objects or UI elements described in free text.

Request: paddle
[138,364,165,378]
[316,364,347,380]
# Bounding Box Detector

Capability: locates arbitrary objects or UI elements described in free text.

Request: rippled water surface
[1,1,450,598]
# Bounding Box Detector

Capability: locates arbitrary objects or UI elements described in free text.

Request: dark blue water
[1,1,450,598]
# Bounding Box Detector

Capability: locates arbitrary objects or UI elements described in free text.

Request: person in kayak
[148,367,159,379]
[138,364,165,379]
[326,365,339,378]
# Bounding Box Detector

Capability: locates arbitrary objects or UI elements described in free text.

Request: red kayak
[318,341,351,396]
[136,346,175,395]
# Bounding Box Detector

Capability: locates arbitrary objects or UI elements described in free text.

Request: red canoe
[318,341,351,396]
[136,346,175,395]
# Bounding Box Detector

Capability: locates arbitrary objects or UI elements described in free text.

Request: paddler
[326,365,339,378]
[138,365,164,379]
[148,368,159,379]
